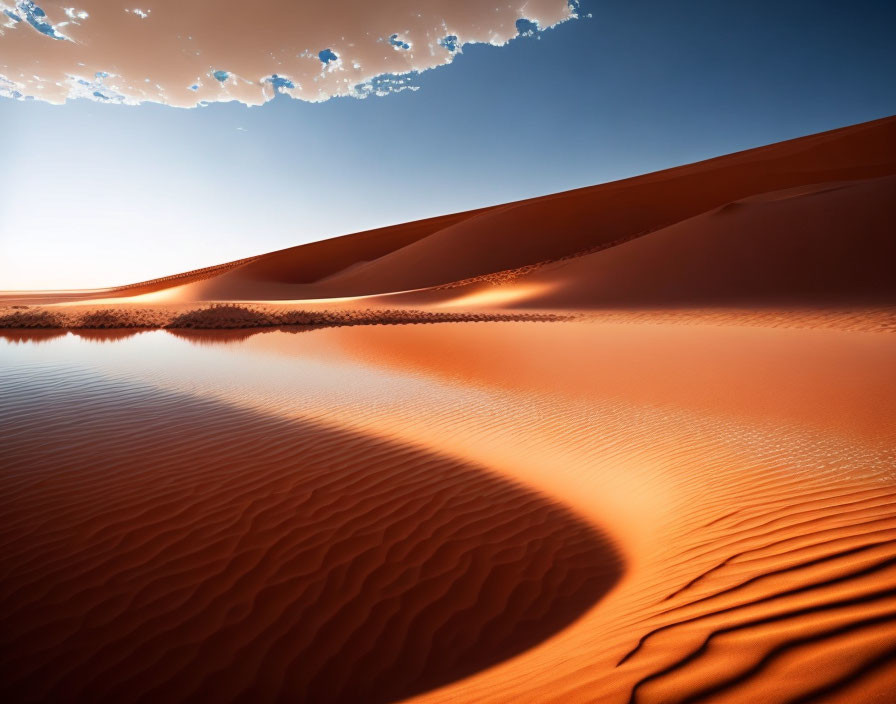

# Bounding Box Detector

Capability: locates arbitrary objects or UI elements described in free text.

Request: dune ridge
[189,115,895,302]
[2,115,894,310]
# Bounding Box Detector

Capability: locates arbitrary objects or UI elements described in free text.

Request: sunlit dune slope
[3,115,894,308]
[0,209,488,304]
[239,320,896,704]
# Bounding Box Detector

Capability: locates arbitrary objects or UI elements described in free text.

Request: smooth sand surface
[2,116,895,702]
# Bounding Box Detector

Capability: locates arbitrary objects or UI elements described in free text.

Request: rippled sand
[2,117,895,702]
[2,317,894,703]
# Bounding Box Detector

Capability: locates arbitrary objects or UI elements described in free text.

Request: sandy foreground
[2,317,894,703]
[2,117,895,702]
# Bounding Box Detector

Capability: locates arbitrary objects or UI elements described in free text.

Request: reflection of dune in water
[0,358,621,704]
[0,328,69,344]
[166,327,263,345]
[71,328,153,343]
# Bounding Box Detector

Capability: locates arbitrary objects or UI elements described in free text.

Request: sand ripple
[0,360,620,703]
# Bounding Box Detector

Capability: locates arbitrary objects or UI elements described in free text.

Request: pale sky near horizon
[1,0,895,290]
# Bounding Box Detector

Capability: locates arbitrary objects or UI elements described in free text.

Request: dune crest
[2,116,894,311]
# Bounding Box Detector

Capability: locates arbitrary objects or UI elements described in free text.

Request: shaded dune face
[512,175,896,309]
[0,366,621,703]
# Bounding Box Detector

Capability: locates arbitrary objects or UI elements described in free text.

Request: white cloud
[63,7,89,20]
[0,0,580,108]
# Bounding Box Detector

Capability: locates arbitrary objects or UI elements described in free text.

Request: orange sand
[2,116,895,702]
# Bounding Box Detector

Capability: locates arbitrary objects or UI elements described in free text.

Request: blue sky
[2,0,895,289]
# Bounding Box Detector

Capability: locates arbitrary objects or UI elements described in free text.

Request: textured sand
[3,319,893,703]
[0,348,620,703]
[241,320,896,703]
[2,116,895,702]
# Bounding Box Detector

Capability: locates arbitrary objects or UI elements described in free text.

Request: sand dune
[0,358,620,703]
[301,119,896,302]
[241,321,895,703]
[191,114,895,303]
[4,318,892,702]
[2,117,895,703]
[500,175,896,309]
[2,115,894,309]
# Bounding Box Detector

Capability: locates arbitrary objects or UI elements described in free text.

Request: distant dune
[507,175,896,309]
[2,115,894,311]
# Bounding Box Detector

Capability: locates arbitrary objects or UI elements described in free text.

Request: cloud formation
[0,1,581,107]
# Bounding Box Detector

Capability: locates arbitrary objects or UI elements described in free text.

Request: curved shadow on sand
[1,365,623,703]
